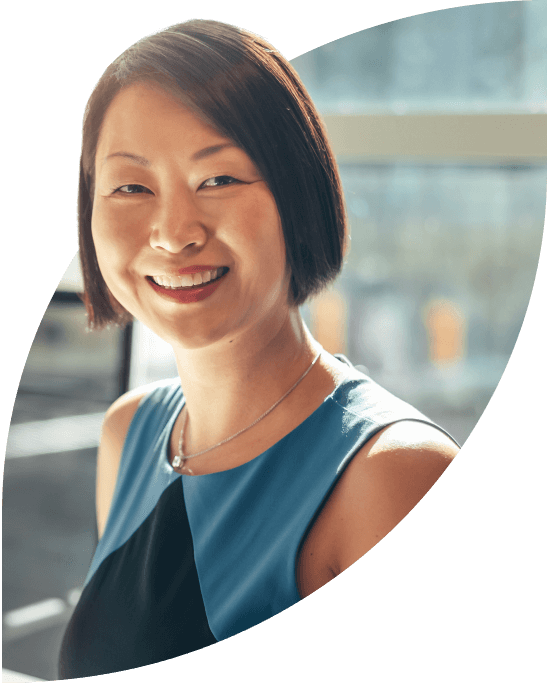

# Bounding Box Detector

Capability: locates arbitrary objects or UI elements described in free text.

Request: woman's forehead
[96,83,236,168]
[98,83,228,141]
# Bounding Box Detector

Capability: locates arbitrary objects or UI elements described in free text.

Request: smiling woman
[78,22,345,330]
[59,19,459,679]
[92,84,288,347]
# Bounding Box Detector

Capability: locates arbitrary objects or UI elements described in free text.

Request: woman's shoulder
[96,379,176,539]
[107,377,180,414]
[328,419,459,574]
[103,378,180,443]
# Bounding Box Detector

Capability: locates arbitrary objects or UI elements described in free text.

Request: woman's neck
[170,308,321,451]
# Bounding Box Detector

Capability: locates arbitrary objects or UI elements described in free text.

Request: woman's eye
[112,176,241,195]
[199,176,241,189]
[113,184,152,195]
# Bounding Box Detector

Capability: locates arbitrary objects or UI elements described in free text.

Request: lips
[146,269,229,304]
[150,267,225,289]
[177,264,221,274]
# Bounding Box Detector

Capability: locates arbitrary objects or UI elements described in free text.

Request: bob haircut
[79,19,347,329]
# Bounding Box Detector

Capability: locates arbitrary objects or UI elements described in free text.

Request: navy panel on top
[59,360,458,678]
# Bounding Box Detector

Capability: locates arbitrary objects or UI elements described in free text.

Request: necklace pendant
[173,453,192,474]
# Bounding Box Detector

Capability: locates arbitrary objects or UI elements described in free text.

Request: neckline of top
[162,354,357,478]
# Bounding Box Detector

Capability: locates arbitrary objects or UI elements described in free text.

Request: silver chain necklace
[172,350,322,473]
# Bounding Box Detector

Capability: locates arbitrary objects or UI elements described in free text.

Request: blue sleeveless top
[59,358,457,678]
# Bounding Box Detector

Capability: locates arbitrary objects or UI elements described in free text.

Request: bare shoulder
[95,385,152,538]
[362,420,459,469]
[330,420,459,573]
[100,384,156,459]
[101,385,151,440]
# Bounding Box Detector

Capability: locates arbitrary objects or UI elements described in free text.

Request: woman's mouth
[146,267,229,303]
[146,266,230,290]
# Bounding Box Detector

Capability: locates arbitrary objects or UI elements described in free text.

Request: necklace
[172,350,322,473]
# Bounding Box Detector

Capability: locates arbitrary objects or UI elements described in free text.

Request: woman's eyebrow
[102,143,235,167]
[191,143,235,161]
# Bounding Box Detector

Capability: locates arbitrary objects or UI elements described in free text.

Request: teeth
[151,268,224,289]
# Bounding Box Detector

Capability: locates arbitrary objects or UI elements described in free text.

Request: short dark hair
[79,19,347,329]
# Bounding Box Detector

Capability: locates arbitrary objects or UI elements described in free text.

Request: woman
[59,19,459,678]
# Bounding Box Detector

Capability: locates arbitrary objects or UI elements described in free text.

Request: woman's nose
[149,192,208,253]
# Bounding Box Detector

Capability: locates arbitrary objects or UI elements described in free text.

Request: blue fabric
[84,360,457,644]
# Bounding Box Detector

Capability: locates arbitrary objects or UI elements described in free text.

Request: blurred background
[3,3,546,681]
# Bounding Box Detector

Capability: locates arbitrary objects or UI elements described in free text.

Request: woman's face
[92,83,289,348]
